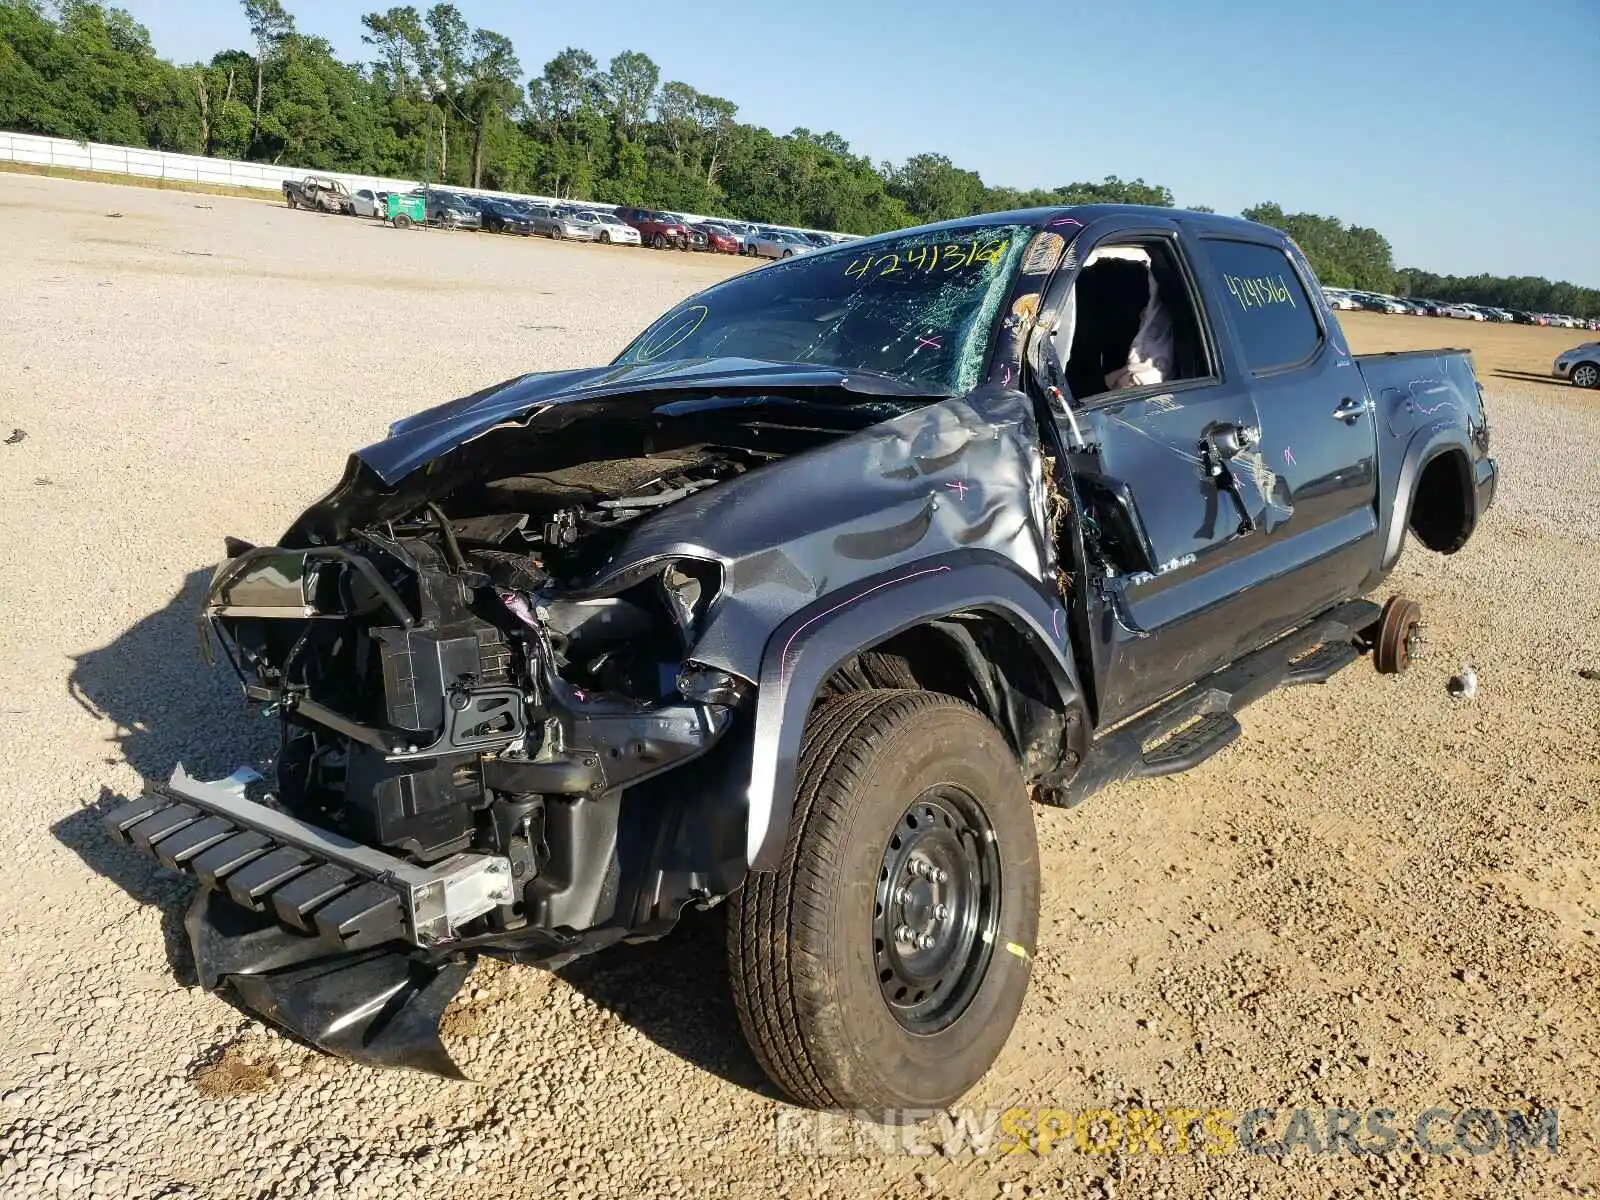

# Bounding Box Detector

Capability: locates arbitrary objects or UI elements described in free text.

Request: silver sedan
[564,210,643,245]
[748,230,814,259]
[520,205,599,241]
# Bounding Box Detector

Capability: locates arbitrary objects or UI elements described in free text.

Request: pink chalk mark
[1049,216,1084,228]
[775,567,953,704]
[1002,364,1012,387]
[1052,608,1064,642]
[1283,446,1297,467]
[945,480,969,500]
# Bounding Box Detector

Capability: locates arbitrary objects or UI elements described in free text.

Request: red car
[693,222,742,254]
[613,207,691,250]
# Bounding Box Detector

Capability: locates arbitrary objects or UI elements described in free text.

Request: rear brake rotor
[1374,596,1423,674]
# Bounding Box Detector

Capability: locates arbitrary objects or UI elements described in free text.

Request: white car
[350,188,387,219]
[1553,342,1600,389]
[749,230,814,259]
[1323,289,1359,311]
[567,210,642,245]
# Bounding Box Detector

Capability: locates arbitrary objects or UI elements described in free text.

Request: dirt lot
[2,174,1598,1200]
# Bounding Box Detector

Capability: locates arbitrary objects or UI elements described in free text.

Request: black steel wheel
[1374,596,1423,674]
[872,786,1001,1033]
[729,689,1039,1112]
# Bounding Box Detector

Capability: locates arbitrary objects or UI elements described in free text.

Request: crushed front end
[107,458,756,1075]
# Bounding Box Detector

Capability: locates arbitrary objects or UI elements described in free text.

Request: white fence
[1,129,481,203]
[0,130,829,236]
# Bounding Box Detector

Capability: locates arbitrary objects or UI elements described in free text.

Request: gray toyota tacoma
[108,205,1496,1111]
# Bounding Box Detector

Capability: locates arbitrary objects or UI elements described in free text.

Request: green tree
[241,0,293,149]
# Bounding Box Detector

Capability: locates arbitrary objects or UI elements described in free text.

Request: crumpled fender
[187,888,471,1079]
[743,550,1083,871]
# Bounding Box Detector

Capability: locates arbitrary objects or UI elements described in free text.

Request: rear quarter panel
[1354,349,1493,575]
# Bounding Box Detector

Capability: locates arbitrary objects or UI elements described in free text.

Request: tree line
[2,0,1595,317]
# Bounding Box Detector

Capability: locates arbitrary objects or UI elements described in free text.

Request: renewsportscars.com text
[775,1106,1560,1159]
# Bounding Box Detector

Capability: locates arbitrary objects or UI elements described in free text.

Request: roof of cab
[837,205,1284,253]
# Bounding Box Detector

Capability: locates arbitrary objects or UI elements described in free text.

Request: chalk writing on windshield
[635,304,709,360]
[844,239,1009,282]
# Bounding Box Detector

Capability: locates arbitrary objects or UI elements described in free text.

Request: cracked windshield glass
[614,223,1034,394]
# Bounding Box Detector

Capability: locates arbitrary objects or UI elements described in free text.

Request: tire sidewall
[800,702,1039,1110]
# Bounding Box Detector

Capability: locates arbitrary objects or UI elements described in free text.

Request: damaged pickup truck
[108,205,1496,1111]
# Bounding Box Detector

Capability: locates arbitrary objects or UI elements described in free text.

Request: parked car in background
[516,204,599,241]
[749,229,814,259]
[1553,342,1600,388]
[1351,293,1405,315]
[350,188,389,219]
[564,210,642,244]
[470,197,539,235]
[693,222,742,254]
[714,220,762,253]
[1323,288,1359,311]
[283,176,355,214]
[422,190,482,230]
[614,207,692,249]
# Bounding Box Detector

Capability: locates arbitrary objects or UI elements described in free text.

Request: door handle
[1203,421,1260,460]
[1332,397,1369,423]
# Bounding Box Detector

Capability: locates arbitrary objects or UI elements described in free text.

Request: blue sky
[123,0,1600,285]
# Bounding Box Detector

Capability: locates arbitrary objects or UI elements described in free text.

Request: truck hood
[365,357,944,487]
[284,358,945,545]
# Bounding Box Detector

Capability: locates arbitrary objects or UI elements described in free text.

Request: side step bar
[105,765,514,951]
[1047,598,1381,806]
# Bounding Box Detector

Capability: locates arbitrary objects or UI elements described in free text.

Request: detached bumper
[105,765,513,951]
[106,766,505,1076]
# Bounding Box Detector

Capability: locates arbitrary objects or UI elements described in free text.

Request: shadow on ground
[53,567,272,983]
[558,905,779,1100]
[1491,369,1583,392]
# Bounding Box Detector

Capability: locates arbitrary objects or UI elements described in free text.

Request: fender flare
[1380,427,1478,570]
[743,551,1083,871]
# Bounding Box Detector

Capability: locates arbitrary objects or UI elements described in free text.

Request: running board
[1043,598,1380,807]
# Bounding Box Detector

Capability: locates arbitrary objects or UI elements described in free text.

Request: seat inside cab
[1059,243,1207,402]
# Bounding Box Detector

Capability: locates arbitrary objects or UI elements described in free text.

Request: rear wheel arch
[1407,447,1476,554]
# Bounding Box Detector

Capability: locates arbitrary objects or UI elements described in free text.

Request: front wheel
[729,690,1039,1112]
[782,249,794,258]
[1572,362,1600,389]
[599,231,610,244]
[652,233,666,249]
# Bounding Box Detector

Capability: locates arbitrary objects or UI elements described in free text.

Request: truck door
[1191,237,1380,623]
[1038,224,1272,724]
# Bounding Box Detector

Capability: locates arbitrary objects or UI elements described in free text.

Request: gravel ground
[2,173,1598,1200]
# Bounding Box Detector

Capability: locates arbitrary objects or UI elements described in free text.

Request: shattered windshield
[613,222,1034,394]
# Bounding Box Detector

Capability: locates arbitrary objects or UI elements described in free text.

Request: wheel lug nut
[895,886,913,905]
[894,924,916,945]
[917,933,935,950]
[909,860,927,878]
[933,903,949,921]
[932,868,949,884]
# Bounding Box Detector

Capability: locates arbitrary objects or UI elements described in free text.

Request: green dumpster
[386,191,425,229]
